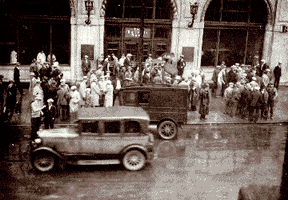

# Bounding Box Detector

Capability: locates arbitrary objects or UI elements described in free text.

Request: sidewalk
[5,85,288,127]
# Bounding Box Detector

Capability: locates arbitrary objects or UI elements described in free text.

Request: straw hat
[71,86,77,91]
[47,98,54,103]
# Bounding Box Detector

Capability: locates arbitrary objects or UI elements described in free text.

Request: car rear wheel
[158,121,177,140]
[33,152,56,172]
[123,150,146,171]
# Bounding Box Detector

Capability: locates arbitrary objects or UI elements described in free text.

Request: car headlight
[35,138,41,144]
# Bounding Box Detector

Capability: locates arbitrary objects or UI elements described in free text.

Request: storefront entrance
[104,0,173,61]
[201,0,269,67]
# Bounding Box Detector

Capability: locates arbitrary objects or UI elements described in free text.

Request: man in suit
[81,55,91,77]
[177,55,186,77]
[249,85,262,123]
[256,59,270,77]
[14,62,23,95]
[273,62,282,90]
[43,98,57,129]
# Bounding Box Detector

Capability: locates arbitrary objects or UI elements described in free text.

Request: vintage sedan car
[30,106,154,172]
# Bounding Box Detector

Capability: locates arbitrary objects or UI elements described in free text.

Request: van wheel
[123,150,146,171]
[33,152,56,172]
[158,121,177,140]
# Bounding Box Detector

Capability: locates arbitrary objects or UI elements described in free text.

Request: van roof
[78,106,150,121]
[121,84,188,90]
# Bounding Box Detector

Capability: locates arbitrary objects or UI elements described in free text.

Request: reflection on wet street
[5,123,287,200]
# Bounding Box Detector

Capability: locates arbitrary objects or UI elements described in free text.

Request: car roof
[78,106,150,121]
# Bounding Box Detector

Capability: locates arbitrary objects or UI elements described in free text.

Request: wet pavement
[1,86,288,199]
[2,123,287,199]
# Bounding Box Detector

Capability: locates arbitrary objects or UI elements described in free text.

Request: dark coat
[177,59,186,76]
[45,66,52,78]
[6,83,17,109]
[48,85,58,103]
[240,88,251,106]
[41,81,50,103]
[81,59,91,76]
[227,70,238,84]
[39,66,47,79]
[43,105,57,121]
[14,66,20,83]
[199,89,210,116]
[123,58,132,69]
[256,63,269,77]
[0,83,4,103]
[274,65,282,78]
[250,90,261,107]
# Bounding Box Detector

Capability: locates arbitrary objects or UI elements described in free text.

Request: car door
[101,120,124,155]
[79,121,103,157]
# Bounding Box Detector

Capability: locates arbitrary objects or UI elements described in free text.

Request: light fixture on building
[85,0,94,25]
[188,2,199,28]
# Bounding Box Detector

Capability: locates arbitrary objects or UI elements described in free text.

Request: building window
[203,0,268,66]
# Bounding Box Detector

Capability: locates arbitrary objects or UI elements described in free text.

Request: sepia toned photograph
[0,0,288,199]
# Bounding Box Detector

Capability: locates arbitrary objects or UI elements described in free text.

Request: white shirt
[37,52,46,64]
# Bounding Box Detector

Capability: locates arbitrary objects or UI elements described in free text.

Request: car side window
[104,121,121,134]
[124,121,140,134]
[82,122,99,134]
[139,91,150,104]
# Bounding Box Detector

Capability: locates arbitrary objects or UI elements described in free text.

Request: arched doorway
[104,0,174,61]
[201,0,269,67]
[0,0,71,65]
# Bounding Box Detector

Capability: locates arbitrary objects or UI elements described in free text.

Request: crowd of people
[211,59,281,122]
[0,49,283,139]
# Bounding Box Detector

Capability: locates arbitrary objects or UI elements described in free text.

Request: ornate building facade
[1,0,288,81]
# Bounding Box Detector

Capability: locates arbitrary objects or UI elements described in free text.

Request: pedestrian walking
[273,62,282,90]
[43,98,57,129]
[199,82,210,120]
[31,96,46,140]
[267,83,278,120]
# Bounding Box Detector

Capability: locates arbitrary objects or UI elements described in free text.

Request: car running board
[76,159,121,165]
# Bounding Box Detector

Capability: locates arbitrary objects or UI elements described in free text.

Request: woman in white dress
[69,86,81,123]
[90,77,100,107]
[104,80,114,107]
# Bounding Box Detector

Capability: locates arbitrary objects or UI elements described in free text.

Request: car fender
[31,147,67,170]
[120,144,148,159]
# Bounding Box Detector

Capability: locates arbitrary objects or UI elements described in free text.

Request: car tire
[158,120,177,140]
[33,152,56,173]
[122,150,146,171]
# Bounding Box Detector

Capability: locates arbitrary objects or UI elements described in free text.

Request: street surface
[1,86,288,199]
[2,123,287,200]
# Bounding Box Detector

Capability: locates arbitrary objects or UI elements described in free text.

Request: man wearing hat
[248,85,262,122]
[199,82,211,120]
[267,83,278,120]
[31,96,46,140]
[273,61,282,90]
[262,69,270,88]
[177,55,186,77]
[43,98,57,129]
[224,82,234,116]
[124,53,133,69]
[81,55,91,77]
[69,85,81,122]
[256,59,270,77]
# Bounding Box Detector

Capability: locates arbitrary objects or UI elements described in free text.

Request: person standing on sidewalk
[69,86,81,123]
[177,55,186,77]
[260,87,269,120]
[13,62,23,96]
[31,96,46,140]
[43,98,57,129]
[248,85,261,123]
[211,66,221,97]
[267,83,278,120]
[198,82,210,120]
[217,66,229,97]
[0,75,4,117]
[273,62,282,90]
[224,82,234,116]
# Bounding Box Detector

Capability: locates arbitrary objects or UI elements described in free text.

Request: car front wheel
[122,150,146,171]
[158,121,177,140]
[33,152,56,172]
